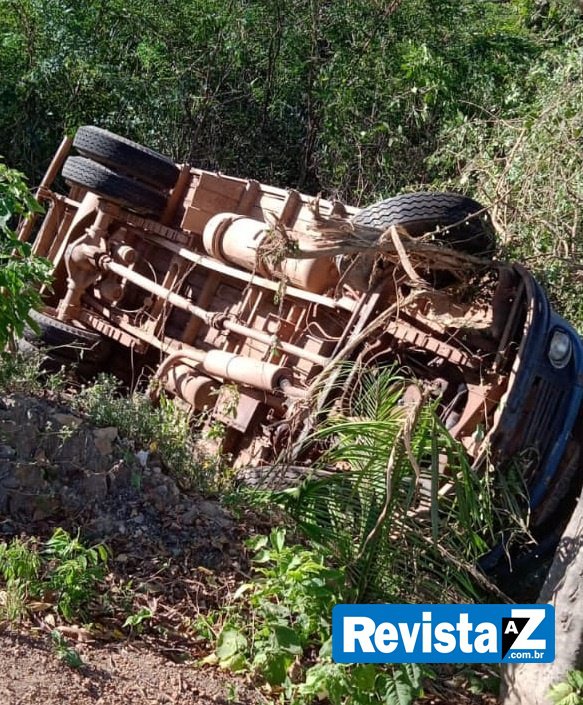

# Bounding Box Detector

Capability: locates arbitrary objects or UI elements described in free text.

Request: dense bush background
[1,0,582,322]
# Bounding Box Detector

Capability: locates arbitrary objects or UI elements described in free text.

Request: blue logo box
[332,604,555,664]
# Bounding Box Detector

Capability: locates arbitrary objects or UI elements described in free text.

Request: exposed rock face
[0,395,115,521]
[0,393,236,571]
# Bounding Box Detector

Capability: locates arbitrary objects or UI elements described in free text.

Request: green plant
[430,40,583,331]
[73,373,223,491]
[268,366,508,602]
[0,529,108,624]
[210,528,427,705]
[0,536,41,583]
[43,528,108,621]
[50,630,84,669]
[549,671,583,705]
[0,162,51,350]
[0,346,44,393]
[225,683,238,703]
[0,536,41,622]
[123,607,154,633]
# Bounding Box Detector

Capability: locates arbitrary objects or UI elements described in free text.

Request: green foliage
[123,607,154,632]
[210,528,426,705]
[0,162,51,350]
[43,528,108,621]
[549,671,583,705]
[0,0,551,199]
[431,39,583,330]
[72,372,222,491]
[0,528,108,623]
[270,367,505,601]
[0,536,42,621]
[50,629,84,669]
[2,0,582,325]
[0,345,69,395]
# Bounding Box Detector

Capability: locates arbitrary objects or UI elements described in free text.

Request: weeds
[0,529,108,623]
[43,528,109,621]
[549,670,583,705]
[123,607,154,633]
[0,348,44,394]
[431,42,583,331]
[208,528,427,705]
[72,373,224,491]
[50,630,84,669]
[0,163,52,350]
[0,537,41,621]
[265,367,514,602]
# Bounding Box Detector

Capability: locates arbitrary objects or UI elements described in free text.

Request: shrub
[0,162,51,349]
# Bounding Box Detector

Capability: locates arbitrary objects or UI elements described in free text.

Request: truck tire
[62,156,166,215]
[353,191,495,257]
[73,125,179,191]
[23,309,111,365]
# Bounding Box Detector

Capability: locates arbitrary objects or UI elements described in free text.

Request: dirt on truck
[17,125,583,577]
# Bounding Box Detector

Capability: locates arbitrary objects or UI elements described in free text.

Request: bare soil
[0,630,265,705]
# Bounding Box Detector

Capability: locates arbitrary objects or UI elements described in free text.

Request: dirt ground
[0,630,266,705]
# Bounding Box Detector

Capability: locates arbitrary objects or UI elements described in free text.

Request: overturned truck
[19,126,583,570]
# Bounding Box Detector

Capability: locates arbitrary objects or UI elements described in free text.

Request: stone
[32,495,60,521]
[135,449,149,467]
[92,427,118,456]
[107,461,132,491]
[0,445,16,460]
[83,473,108,501]
[181,507,198,525]
[52,413,83,429]
[13,463,48,490]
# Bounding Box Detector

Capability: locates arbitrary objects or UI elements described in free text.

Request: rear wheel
[353,191,495,257]
[73,125,179,191]
[23,309,111,366]
[62,156,167,215]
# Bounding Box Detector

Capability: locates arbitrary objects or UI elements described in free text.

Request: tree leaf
[216,627,247,661]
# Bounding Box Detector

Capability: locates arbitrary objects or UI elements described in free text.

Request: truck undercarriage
[18,127,583,558]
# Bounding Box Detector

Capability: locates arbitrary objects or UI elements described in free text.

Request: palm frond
[270,365,507,602]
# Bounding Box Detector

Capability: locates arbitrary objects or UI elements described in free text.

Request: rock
[136,449,149,467]
[181,507,198,525]
[149,484,169,511]
[108,461,132,491]
[54,431,112,474]
[59,485,85,513]
[87,513,116,537]
[9,492,58,520]
[93,427,118,456]
[0,474,20,490]
[83,473,108,501]
[13,463,48,490]
[0,445,16,460]
[52,413,83,429]
[198,500,233,529]
[32,495,60,521]
[33,448,49,465]
[0,488,8,513]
